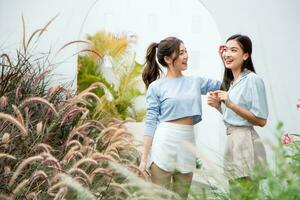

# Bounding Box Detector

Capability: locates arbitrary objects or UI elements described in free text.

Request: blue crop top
[144,76,221,137]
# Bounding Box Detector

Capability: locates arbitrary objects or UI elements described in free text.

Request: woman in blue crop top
[138,36,221,199]
[208,34,268,199]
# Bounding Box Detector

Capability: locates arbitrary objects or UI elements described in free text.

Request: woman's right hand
[137,160,147,177]
[218,45,226,59]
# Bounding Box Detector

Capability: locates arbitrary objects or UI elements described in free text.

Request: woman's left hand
[207,91,221,109]
[216,90,234,108]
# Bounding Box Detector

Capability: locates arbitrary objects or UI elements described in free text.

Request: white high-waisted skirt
[148,122,196,173]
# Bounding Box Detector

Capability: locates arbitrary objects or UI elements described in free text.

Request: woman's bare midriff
[167,116,193,125]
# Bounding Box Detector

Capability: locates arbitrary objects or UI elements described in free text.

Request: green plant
[198,117,300,199]
[77,31,145,125]
[0,18,145,200]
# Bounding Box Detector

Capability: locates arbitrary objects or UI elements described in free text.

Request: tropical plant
[77,31,145,125]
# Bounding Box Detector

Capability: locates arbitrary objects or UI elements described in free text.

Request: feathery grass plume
[63,146,80,164]
[80,146,95,155]
[0,112,28,137]
[109,140,133,150]
[55,40,90,56]
[33,69,51,86]
[59,174,96,200]
[80,82,110,94]
[11,178,30,199]
[9,155,43,186]
[48,182,65,197]
[90,167,113,181]
[81,82,114,102]
[36,121,43,135]
[72,176,92,189]
[67,151,84,165]
[20,97,58,116]
[21,15,26,53]
[74,122,92,132]
[106,147,121,161]
[0,153,16,160]
[0,96,8,109]
[109,182,132,197]
[15,85,21,100]
[66,130,86,144]
[0,53,13,67]
[110,128,131,142]
[79,109,90,123]
[25,192,37,200]
[53,187,67,200]
[109,161,181,200]
[91,152,114,162]
[34,143,53,153]
[46,85,66,99]
[125,164,145,176]
[38,152,62,172]
[2,132,10,144]
[95,126,117,142]
[60,107,85,126]
[88,120,105,129]
[82,137,93,146]
[49,173,63,185]
[12,105,25,126]
[78,91,102,103]
[71,158,98,169]
[79,123,103,133]
[73,48,102,60]
[0,17,147,199]
[30,170,50,187]
[4,166,11,176]
[68,168,92,188]
[65,98,91,107]
[25,13,59,49]
[66,140,83,149]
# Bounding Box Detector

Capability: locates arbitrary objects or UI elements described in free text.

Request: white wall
[0,0,90,87]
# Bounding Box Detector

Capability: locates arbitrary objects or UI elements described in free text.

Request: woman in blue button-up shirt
[208,34,268,199]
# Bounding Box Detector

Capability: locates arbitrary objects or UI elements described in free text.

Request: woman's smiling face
[222,39,249,71]
[172,43,189,71]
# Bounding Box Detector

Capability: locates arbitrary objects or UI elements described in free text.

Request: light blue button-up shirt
[144,76,221,137]
[221,69,268,126]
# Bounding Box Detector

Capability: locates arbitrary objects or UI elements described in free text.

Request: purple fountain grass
[9,155,44,187]
[0,112,28,137]
[20,97,59,117]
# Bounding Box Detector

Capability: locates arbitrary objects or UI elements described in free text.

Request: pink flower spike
[297,103,300,110]
[281,133,294,145]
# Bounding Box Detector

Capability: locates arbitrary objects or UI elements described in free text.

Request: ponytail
[142,42,162,88]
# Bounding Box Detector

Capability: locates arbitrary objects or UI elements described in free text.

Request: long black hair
[221,34,256,91]
[142,37,182,88]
